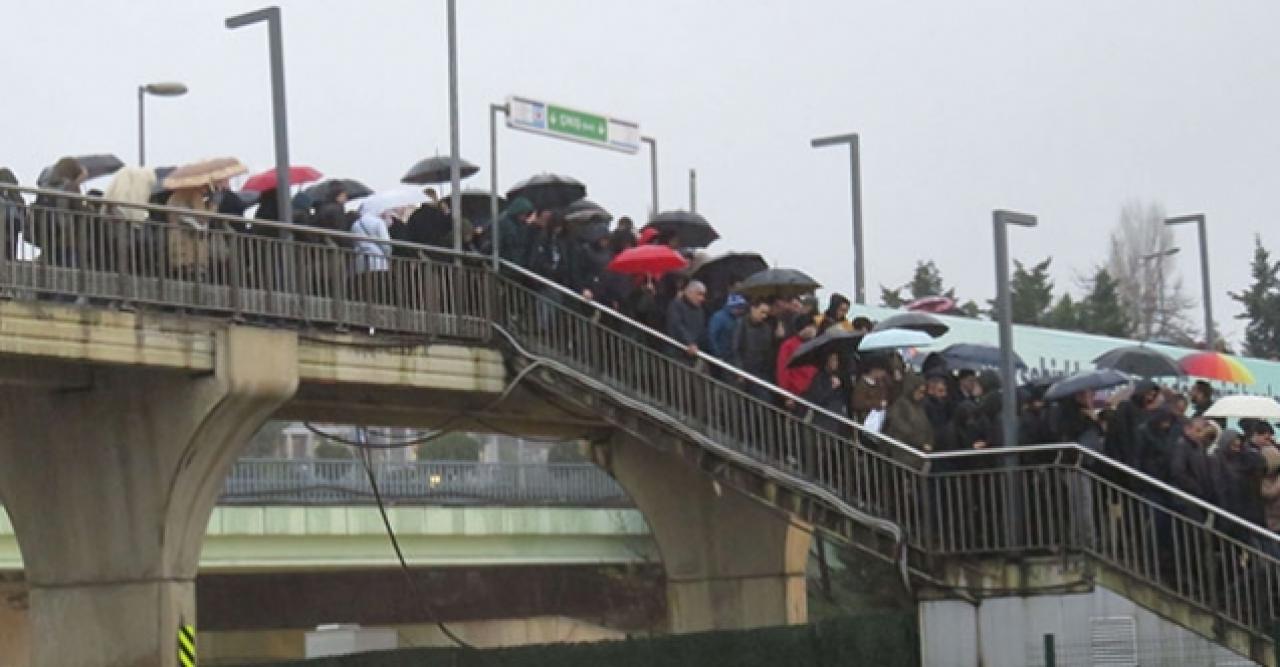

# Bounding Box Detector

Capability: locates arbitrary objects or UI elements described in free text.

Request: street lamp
[137,82,187,166]
[446,0,463,251]
[1165,214,1213,346]
[993,209,1038,449]
[1141,247,1180,338]
[226,6,292,228]
[810,133,865,305]
[641,136,658,217]
[489,102,508,270]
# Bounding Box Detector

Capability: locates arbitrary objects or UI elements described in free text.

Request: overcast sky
[8,1,1280,343]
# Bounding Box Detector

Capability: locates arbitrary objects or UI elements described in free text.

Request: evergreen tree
[1229,236,1280,359]
[988,258,1054,326]
[1078,268,1131,337]
[879,260,979,318]
[1044,294,1081,332]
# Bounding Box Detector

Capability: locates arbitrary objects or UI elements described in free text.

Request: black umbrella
[787,329,864,368]
[735,267,821,299]
[1092,345,1182,378]
[38,154,125,186]
[442,188,505,221]
[506,173,586,210]
[1044,369,1131,402]
[691,251,768,283]
[873,312,950,338]
[562,198,612,225]
[643,210,719,248]
[939,343,1026,371]
[401,156,480,185]
[577,222,611,244]
[304,178,373,203]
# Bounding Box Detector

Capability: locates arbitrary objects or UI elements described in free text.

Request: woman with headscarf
[350,199,394,309]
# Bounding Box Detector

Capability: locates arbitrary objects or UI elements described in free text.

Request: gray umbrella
[1044,369,1131,402]
[873,312,950,338]
[563,198,612,225]
[643,210,719,248]
[735,267,822,299]
[305,178,374,203]
[940,343,1027,371]
[1092,345,1182,378]
[401,156,479,185]
[37,154,125,186]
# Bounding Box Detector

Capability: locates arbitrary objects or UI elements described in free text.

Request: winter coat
[851,375,890,423]
[776,335,817,396]
[1258,444,1280,532]
[884,374,934,451]
[1212,432,1266,529]
[166,188,214,272]
[665,295,706,349]
[351,213,391,274]
[732,318,775,382]
[804,368,850,435]
[0,168,22,258]
[1135,421,1177,483]
[706,304,741,360]
[495,198,535,266]
[31,157,85,256]
[1168,435,1216,517]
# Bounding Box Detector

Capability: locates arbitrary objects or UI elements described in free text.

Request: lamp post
[810,133,865,304]
[1141,247,1180,338]
[446,0,463,251]
[993,209,1038,449]
[688,168,697,213]
[1165,214,1212,346]
[226,6,293,228]
[641,136,658,216]
[137,82,187,166]
[489,102,508,270]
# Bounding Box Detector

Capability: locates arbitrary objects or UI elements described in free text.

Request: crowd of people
[4,158,1279,546]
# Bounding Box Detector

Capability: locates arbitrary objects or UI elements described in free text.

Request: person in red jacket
[776,313,820,402]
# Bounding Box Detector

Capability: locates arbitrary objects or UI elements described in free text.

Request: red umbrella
[906,295,956,314]
[607,245,688,276]
[241,165,324,193]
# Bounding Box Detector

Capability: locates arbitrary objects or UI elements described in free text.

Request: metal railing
[0,185,493,340]
[219,458,632,507]
[3,184,1279,650]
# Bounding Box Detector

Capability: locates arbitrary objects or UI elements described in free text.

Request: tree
[879,260,981,317]
[1104,201,1196,341]
[1229,236,1280,359]
[1077,268,1132,337]
[1044,294,1081,332]
[416,432,481,462]
[994,258,1055,326]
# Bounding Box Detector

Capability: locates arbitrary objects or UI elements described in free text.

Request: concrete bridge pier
[607,433,811,633]
[0,327,298,667]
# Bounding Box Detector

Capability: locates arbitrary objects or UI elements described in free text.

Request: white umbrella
[1205,395,1280,420]
[358,187,428,217]
[858,328,934,352]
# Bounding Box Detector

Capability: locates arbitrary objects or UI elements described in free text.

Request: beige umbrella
[162,157,248,190]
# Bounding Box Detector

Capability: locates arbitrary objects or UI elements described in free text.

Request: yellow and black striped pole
[177,622,196,667]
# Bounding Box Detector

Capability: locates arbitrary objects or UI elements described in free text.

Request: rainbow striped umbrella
[1179,351,1256,385]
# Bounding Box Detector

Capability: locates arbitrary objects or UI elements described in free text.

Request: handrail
[498,258,1280,549]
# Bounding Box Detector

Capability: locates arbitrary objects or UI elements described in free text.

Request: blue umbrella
[858,328,934,352]
[1044,369,1131,402]
[940,343,1027,371]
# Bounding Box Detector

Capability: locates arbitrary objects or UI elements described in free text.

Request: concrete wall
[920,585,1257,666]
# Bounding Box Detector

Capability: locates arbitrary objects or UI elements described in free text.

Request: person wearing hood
[0,168,24,261]
[707,293,747,361]
[493,197,535,267]
[816,293,851,334]
[884,373,934,452]
[350,200,394,306]
[1212,428,1267,536]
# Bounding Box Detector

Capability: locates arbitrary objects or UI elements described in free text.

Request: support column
[606,434,811,633]
[0,327,298,667]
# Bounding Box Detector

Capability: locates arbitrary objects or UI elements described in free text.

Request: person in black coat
[1168,417,1217,519]
[804,352,850,433]
[665,280,707,360]
[1212,428,1267,536]
[731,299,777,399]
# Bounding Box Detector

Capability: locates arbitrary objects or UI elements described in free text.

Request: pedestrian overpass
[1,185,1278,666]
